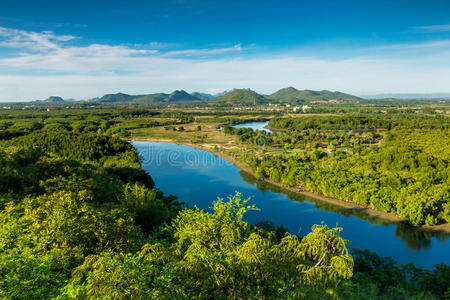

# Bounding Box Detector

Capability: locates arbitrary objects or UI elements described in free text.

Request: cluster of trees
[0,108,448,298]
[0,108,278,142]
[291,100,449,114]
[0,120,44,140]
[225,115,449,226]
[225,125,380,151]
[0,131,180,298]
[224,126,273,146]
[0,109,186,141]
[337,249,450,299]
[0,128,357,299]
[269,114,450,131]
[59,195,355,299]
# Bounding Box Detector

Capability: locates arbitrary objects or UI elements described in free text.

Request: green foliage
[1,130,139,165]
[228,114,450,226]
[0,107,448,299]
[98,90,205,103]
[269,114,449,131]
[268,87,361,104]
[0,249,70,299]
[0,132,179,299]
[212,89,271,106]
[122,183,181,233]
[336,249,450,299]
[65,192,353,299]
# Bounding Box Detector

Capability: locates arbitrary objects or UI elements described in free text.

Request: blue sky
[1,0,450,101]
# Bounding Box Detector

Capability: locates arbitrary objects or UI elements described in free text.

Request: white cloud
[371,40,450,50]
[165,44,242,57]
[414,24,450,33]
[148,41,179,49]
[1,26,450,101]
[0,44,159,73]
[205,87,225,95]
[0,26,76,51]
[2,54,450,101]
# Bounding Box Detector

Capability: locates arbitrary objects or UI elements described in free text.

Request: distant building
[302,105,311,112]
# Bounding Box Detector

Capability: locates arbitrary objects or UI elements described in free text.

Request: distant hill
[212,88,252,98]
[211,89,270,106]
[191,92,215,101]
[167,90,200,102]
[45,96,65,103]
[268,87,361,104]
[98,93,134,103]
[31,88,363,106]
[31,96,66,104]
[98,90,206,103]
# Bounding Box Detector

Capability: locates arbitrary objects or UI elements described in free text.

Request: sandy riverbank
[130,137,450,234]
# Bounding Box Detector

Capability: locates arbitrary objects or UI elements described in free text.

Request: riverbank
[130,137,450,234]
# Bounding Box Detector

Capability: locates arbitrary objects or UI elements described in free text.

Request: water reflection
[239,170,448,250]
[133,140,450,268]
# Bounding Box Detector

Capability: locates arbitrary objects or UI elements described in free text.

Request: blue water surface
[232,121,272,133]
[132,140,449,269]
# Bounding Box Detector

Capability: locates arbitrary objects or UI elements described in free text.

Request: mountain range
[27,88,366,105]
[98,90,208,103]
[96,87,362,105]
[210,87,362,106]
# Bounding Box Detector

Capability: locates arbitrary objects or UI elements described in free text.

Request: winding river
[132,123,449,268]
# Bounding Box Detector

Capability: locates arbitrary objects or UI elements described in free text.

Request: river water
[232,121,272,133]
[132,123,449,268]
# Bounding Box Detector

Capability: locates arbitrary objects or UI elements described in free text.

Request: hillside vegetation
[98,90,205,103]
[0,129,356,299]
[212,89,270,106]
[268,87,361,104]
[22,87,363,106]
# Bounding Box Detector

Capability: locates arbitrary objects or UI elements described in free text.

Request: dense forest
[224,114,449,226]
[0,129,355,298]
[0,107,449,298]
